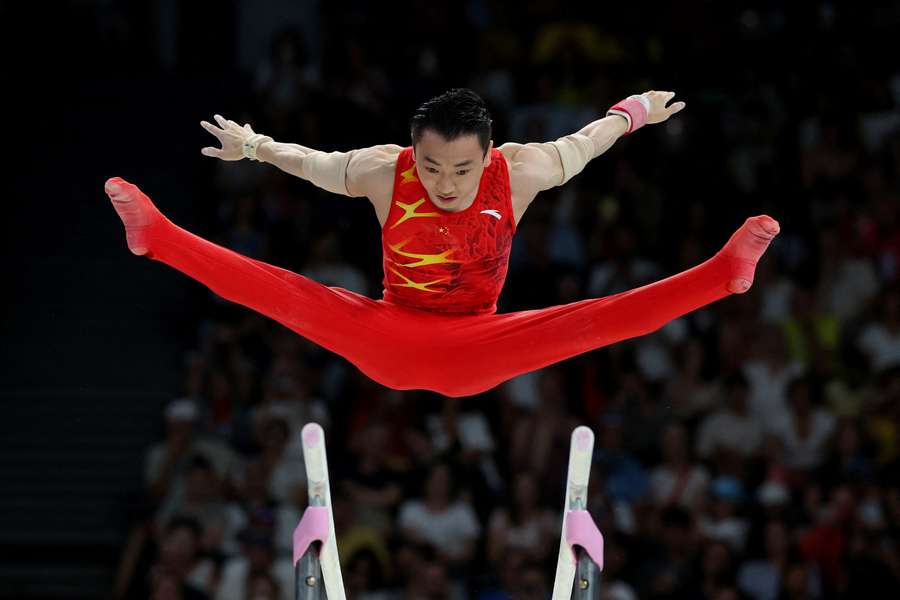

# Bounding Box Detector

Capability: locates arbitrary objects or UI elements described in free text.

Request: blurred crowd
[109,2,900,599]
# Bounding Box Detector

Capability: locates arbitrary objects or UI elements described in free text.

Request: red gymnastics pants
[105,178,776,398]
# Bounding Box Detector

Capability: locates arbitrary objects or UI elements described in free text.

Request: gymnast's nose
[437,176,453,196]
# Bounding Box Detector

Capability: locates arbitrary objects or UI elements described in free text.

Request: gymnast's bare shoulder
[346,144,404,226]
[497,142,565,224]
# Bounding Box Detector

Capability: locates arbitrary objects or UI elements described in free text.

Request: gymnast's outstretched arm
[200,115,398,222]
[500,90,686,221]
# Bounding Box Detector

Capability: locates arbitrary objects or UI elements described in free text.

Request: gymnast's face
[412,128,492,212]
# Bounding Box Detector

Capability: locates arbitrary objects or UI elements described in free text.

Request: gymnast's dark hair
[410,88,492,156]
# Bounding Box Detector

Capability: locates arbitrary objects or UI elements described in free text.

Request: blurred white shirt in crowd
[648,465,710,510]
[741,360,804,431]
[770,409,836,471]
[858,322,900,371]
[398,500,481,560]
[696,409,765,459]
[215,555,294,600]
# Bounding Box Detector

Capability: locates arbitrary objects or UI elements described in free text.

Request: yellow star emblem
[400,164,418,184]
[390,198,440,229]
[388,240,462,268]
[388,267,448,293]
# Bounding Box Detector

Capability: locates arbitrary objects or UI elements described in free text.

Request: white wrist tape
[301,150,352,196]
[242,133,273,161]
[548,133,596,185]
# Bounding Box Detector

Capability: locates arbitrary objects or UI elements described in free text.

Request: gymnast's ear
[482,140,493,167]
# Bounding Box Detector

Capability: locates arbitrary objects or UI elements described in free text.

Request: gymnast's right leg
[102,177,380,355]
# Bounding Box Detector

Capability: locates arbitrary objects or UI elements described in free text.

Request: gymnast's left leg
[406,215,780,397]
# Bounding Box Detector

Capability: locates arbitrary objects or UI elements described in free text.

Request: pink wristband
[607,95,649,135]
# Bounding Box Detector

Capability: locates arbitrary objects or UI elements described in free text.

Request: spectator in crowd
[154,454,244,557]
[341,423,405,535]
[742,325,805,431]
[486,471,557,565]
[636,506,699,598]
[700,476,750,553]
[858,287,900,372]
[737,520,822,600]
[696,372,764,463]
[145,398,238,505]
[593,412,648,505]
[150,517,216,599]
[771,376,836,476]
[249,408,307,504]
[397,462,481,567]
[215,529,293,600]
[649,422,710,511]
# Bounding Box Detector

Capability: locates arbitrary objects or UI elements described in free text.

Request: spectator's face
[713,498,737,519]
[791,288,816,317]
[604,543,628,577]
[161,527,198,568]
[764,521,789,558]
[247,574,278,600]
[425,465,451,503]
[167,420,193,443]
[509,567,549,599]
[260,419,289,451]
[885,291,900,321]
[150,571,182,600]
[758,326,787,360]
[784,564,809,596]
[347,554,376,591]
[539,369,566,405]
[361,424,388,457]
[713,589,741,600]
[728,384,748,413]
[498,550,527,587]
[600,423,623,450]
[514,473,539,510]
[394,543,423,580]
[763,433,785,463]
[246,543,273,571]
[662,425,688,464]
[331,496,353,530]
[209,372,230,397]
[662,522,691,551]
[837,422,860,456]
[702,542,732,577]
[412,129,491,213]
[789,382,812,414]
[242,461,268,497]
[185,466,216,501]
[825,485,856,524]
[420,561,450,596]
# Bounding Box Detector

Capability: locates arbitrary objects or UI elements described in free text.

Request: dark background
[2,1,900,598]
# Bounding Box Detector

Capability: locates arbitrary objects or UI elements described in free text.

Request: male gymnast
[105,88,779,397]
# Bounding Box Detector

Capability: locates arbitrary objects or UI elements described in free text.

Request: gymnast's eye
[426,167,439,174]
[456,170,470,176]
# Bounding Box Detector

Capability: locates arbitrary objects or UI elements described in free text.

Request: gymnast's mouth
[436,195,456,202]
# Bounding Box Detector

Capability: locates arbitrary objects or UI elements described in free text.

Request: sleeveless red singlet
[380,147,515,315]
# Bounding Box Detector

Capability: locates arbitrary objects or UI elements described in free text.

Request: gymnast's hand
[642,91,686,124]
[200,114,256,160]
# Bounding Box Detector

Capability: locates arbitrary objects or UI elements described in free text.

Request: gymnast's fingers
[667,101,687,116]
[200,121,224,140]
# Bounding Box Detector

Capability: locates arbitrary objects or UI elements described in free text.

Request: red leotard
[107,148,773,397]
[381,147,514,314]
